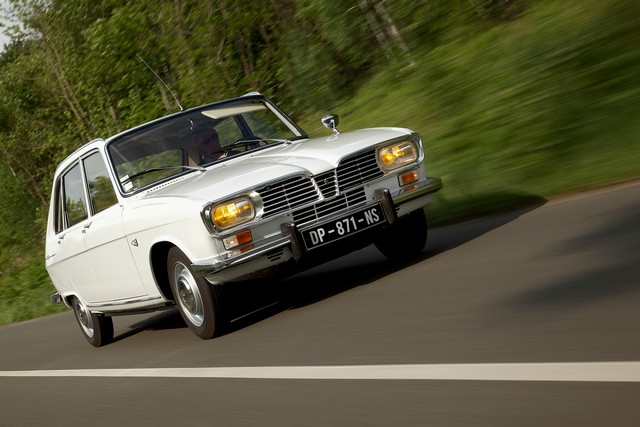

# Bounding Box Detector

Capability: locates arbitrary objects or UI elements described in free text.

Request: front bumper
[192,176,443,277]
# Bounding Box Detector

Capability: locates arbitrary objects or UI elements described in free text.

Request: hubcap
[74,298,95,338]
[173,262,205,327]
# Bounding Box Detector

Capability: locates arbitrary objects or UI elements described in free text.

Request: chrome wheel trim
[73,298,95,338]
[173,261,205,327]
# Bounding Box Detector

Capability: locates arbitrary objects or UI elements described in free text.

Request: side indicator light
[223,230,253,250]
[399,169,419,186]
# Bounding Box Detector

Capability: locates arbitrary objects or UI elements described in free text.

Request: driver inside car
[197,128,224,164]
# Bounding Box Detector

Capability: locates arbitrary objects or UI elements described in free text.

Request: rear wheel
[375,208,428,260]
[71,297,114,347]
[167,247,225,339]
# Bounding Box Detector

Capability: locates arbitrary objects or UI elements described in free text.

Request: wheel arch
[63,293,79,310]
[150,241,177,302]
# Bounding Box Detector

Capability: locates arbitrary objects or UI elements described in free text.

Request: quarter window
[54,179,65,234]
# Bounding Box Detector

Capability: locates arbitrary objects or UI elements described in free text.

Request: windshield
[107,97,305,194]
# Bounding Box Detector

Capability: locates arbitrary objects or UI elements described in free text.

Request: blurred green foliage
[0,0,638,323]
[322,0,640,223]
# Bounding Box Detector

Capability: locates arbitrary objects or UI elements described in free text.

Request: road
[1,182,639,426]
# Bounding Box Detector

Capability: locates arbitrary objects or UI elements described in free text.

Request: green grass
[0,244,66,324]
[1,0,639,325]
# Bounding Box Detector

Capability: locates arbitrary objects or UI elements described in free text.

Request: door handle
[82,222,93,233]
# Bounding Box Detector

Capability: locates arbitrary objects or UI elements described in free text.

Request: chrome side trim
[85,295,163,309]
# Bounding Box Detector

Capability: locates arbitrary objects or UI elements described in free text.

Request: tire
[375,208,428,260]
[167,247,225,339]
[71,297,114,347]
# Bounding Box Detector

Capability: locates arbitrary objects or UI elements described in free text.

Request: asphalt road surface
[1,182,639,426]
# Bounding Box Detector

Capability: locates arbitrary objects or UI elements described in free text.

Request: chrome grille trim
[336,149,383,191]
[315,170,338,198]
[292,188,367,226]
[258,175,320,218]
[256,150,381,223]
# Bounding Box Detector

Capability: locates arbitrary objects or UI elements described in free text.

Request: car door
[53,160,102,301]
[50,150,149,304]
[80,150,149,302]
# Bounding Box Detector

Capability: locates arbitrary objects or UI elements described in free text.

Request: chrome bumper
[394,176,443,204]
[192,236,291,277]
[192,177,443,277]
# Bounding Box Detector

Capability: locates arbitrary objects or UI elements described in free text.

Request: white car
[45,93,443,346]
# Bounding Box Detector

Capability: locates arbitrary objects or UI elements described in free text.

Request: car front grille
[258,175,320,219]
[336,149,383,191]
[292,188,367,226]
[257,150,382,223]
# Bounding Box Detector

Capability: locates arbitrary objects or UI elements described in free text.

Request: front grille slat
[292,188,367,226]
[258,176,319,218]
[336,149,383,191]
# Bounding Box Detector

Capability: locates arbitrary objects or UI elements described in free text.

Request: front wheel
[375,208,428,260]
[71,297,114,347]
[167,247,226,339]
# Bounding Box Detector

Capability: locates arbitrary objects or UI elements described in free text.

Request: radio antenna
[136,53,184,111]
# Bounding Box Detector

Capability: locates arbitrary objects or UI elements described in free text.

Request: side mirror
[321,114,340,136]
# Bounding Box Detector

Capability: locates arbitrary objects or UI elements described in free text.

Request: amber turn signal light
[222,230,253,250]
[399,169,419,186]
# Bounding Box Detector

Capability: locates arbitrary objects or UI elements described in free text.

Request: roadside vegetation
[0,0,638,324]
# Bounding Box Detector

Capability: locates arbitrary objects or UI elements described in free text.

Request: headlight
[209,196,255,230]
[377,140,418,171]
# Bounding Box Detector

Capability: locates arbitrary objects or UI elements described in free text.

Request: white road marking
[1,362,640,381]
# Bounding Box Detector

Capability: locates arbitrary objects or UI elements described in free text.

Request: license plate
[301,204,386,250]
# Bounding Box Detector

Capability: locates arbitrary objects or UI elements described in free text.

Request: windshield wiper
[124,165,205,182]
[243,137,291,144]
[216,137,290,159]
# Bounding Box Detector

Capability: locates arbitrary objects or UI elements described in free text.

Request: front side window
[62,162,88,228]
[83,152,118,214]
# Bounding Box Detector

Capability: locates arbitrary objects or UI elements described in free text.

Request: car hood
[139,127,412,203]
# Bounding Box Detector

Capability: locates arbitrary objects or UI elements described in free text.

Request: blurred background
[0,0,638,323]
